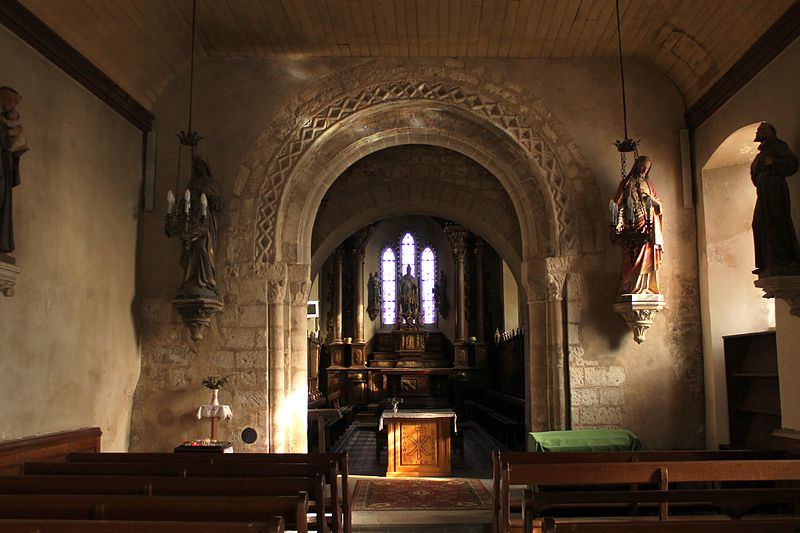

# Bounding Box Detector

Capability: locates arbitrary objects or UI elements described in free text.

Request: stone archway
[226,61,603,451]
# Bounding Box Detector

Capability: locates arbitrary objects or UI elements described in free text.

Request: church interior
[3,0,800,531]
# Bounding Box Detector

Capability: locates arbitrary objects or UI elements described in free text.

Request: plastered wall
[133,56,703,450]
[0,28,142,450]
[694,36,800,437]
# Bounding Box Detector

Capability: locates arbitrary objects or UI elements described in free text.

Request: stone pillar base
[755,274,800,316]
[613,293,666,344]
[0,256,21,297]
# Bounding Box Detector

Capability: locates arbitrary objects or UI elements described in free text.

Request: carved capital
[333,247,345,263]
[0,259,21,297]
[613,294,666,344]
[547,273,567,301]
[268,279,287,302]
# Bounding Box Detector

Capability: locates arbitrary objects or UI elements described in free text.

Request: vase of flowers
[390,396,403,413]
[202,375,231,406]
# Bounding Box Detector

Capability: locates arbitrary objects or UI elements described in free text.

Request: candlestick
[167,190,175,214]
[184,189,191,214]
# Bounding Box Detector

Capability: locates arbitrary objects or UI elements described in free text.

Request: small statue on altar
[750,122,800,275]
[610,155,664,295]
[367,271,381,321]
[398,265,420,326]
[0,86,29,256]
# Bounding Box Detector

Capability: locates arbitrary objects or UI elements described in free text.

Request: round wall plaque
[241,427,257,444]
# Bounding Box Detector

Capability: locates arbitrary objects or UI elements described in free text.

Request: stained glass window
[421,247,436,324]
[381,247,397,325]
[400,232,416,278]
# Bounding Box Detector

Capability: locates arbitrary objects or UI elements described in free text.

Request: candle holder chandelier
[164,0,223,341]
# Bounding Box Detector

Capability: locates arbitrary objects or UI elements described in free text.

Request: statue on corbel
[0,86,29,296]
[367,271,381,321]
[165,155,224,340]
[609,155,666,343]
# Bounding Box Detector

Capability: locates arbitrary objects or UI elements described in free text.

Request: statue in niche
[168,156,223,296]
[750,122,800,275]
[0,87,29,257]
[610,155,664,295]
[367,271,381,321]
[433,269,450,319]
[398,265,420,326]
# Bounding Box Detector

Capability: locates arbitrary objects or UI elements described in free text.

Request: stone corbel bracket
[0,259,22,297]
[755,275,800,316]
[613,294,666,344]
[172,296,224,341]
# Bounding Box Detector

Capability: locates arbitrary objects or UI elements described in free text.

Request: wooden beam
[0,0,153,132]
[685,0,800,132]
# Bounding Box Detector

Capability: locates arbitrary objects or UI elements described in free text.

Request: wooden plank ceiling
[20,0,794,110]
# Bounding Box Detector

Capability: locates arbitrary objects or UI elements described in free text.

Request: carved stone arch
[230,61,603,273]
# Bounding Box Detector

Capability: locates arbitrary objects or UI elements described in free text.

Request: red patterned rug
[352,478,492,511]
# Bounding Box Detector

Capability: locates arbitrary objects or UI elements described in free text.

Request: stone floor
[334,421,503,531]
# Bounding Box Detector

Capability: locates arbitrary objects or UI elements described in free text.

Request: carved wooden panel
[386,417,451,477]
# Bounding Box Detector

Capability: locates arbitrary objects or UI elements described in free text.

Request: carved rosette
[172,297,224,341]
[755,275,800,316]
[613,294,666,344]
[0,259,21,297]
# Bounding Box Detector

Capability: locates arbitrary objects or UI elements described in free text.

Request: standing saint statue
[0,87,29,256]
[611,155,664,295]
[398,265,420,326]
[366,271,381,321]
[750,122,800,275]
[168,155,223,296]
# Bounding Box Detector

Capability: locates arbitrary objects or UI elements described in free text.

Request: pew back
[0,518,285,533]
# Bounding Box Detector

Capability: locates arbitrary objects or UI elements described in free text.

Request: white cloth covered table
[196,404,233,420]
[378,408,457,432]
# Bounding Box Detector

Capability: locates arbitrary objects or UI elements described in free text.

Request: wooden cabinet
[724,330,781,450]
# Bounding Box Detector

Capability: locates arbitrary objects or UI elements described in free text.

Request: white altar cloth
[379,408,457,432]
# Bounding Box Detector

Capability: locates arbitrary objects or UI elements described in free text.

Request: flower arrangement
[202,375,232,389]
[390,396,404,412]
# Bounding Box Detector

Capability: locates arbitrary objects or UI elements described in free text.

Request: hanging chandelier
[164,0,224,341]
[613,0,638,177]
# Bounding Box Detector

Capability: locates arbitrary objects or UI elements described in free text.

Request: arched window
[400,232,416,277]
[381,247,397,325]
[420,247,436,324]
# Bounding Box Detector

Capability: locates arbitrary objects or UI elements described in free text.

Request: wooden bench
[0,493,308,532]
[0,427,102,475]
[525,487,800,531]
[502,459,800,533]
[540,515,800,532]
[65,451,351,533]
[491,449,799,533]
[0,474,326,532]
[0,518,285,532]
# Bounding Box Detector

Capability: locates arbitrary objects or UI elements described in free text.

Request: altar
[379,408,456,478]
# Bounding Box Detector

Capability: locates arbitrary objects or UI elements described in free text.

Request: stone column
[288,266,311,452]
[448,227,469,367]
[546,272,568,431]
[333,247,344,344]
[474,239,486,341]
[267,278,287,452]
[353,247,365,344]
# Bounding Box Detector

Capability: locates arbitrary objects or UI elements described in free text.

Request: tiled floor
[334,418,503,531]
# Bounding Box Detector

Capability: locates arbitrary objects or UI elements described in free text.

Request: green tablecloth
[528,429,641,452]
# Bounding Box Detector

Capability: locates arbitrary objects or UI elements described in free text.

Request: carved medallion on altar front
[400,422,437,466]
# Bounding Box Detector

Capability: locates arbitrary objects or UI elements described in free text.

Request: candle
[184,189,191,214]
[167,190,175,214]
[200,192,208,217]
[608,200,617,226]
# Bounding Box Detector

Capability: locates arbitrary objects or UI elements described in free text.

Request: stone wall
[132,56,704,450]
[0,28,142,450]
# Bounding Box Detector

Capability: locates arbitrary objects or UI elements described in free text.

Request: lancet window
[381,232,437,326]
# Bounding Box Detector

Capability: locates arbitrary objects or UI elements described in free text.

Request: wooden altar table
[379,409,456,478]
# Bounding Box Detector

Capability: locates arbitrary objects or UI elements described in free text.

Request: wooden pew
[491,449,799,533]
[501,459,800,533]
[0,474,326,532]
[0,517,285,532]
[0,493,308,533]
[66,451,352,533]
[0,427,102,475]
[525,487,800,532]
[540,515,800,532]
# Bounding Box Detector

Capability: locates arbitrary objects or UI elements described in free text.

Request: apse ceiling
[20,0,794,110]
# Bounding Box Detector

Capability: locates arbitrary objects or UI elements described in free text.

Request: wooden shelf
[724,330,781,449]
